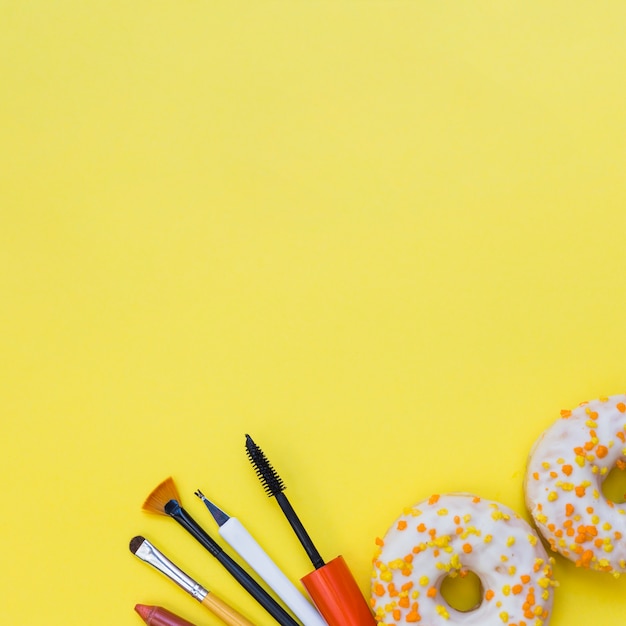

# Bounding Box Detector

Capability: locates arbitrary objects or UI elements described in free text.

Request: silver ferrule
[135,538,208,602]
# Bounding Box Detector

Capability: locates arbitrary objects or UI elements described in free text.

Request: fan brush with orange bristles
[142,477,300,626]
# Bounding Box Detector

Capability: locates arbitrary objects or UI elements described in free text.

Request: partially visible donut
[371,493,555,626]
[524,394,626,576]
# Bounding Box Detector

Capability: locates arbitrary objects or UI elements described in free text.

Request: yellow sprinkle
[536,513,547,524]
[603,522,612,530]
[502,585,511,596]
[547,492,558,502]
[437,508,448,516]
[541,462,550,469]
[419,576,429,586]
[499,611,509,623]
[586,420,598,428]
[557,458,565,464]
[484,534,493,543]
[436,605,450,619]
[538,577,550,588]
[381,571,393,582]
[534,605,544,616]
[575,455,585,467]
[500,555,509,562]
[463,514,472,523]
[508,565,517,575]
[506,536,516,547]
[542,590,550,601]
[592,515,600,525]
[528,534,538,546]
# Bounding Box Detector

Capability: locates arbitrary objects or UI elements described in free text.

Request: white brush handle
[220,518,327,626]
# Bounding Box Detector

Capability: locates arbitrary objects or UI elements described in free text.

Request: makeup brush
[244,435,376,626]
[195,490,327,626]
[142,477,301,626]
[129,536,254,626]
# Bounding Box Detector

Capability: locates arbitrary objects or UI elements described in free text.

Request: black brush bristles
[245,433,325,570]
[245,433,285,496]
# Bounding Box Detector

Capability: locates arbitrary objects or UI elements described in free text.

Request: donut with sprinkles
[371,493,555,626]
[524,394,626,576]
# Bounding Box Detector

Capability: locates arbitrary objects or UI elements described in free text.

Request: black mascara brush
[142,477,300,626]
[244,435,376,626]
[245,434,324,569]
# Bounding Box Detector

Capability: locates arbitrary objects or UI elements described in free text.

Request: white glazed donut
[371,493,555,626]
[524,394,626,576]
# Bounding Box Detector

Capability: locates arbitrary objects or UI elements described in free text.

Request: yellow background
[2,1,626,624]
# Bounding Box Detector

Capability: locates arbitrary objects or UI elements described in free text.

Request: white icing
[371,493,554,626]
[524,394,626,575]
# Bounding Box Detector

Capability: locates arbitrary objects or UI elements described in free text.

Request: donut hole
[601,462,626,504]
[439,570,483,612]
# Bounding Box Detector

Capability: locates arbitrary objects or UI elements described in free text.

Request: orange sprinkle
[374,583,385,596]
[375,537,385,546]
[462,543,473,553]
[596,445,609,458]
[575,485,587,497]
[401,582,414,591]
[392,609,401,621]
[533,472,539,480]
[472,496,481,503]
[586,506,594,514]
[428,494,440,505]
[574,446,584,455]
[617,402,626,413]
[617,432,626,443]
[399,596,410,608]
[397,520,408,530]
[417,523,427,532]
[406,604,421,623]
[427,587,437,598]
[520,574,531,584]
[562,464,573,476]
[512,584,523,595]
[549,471,558,479]
[453,515,460,524]
[485,589,495,601]
[584,441,595,451]
[561,409,572,418]
[615,531,623,540]
[565,503,575,517]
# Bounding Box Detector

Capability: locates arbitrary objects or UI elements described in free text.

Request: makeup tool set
[129,435,376,626]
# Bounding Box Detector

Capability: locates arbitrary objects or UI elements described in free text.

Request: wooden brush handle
[201,592,257,626]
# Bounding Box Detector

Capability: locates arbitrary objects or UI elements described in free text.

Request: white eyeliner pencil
[195,490,328,626]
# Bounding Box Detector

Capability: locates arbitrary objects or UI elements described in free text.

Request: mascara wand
[245,435,324,570]
[245,435,376,626]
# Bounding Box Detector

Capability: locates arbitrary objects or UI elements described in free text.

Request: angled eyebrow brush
[195,490,327,626]
[245,435,376,626]
[142,477,301,626]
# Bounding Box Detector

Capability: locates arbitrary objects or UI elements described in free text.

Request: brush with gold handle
[130,535,256,626]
